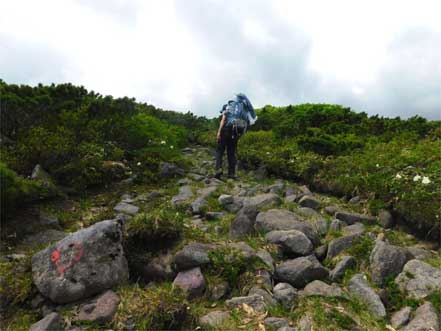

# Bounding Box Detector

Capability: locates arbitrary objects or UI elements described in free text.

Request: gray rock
[171,185,193,206]
[329,219,345,232]
[114,213,132,223]
[205,212,224,220]
[314,244,328,261]
[230,205,259,239]
[141,252,176,282]
[181,147,193,153]
[191,197,208,214]
[284,195,297,204]
[391,306,411,329]
[173,242,214,271]
[244,193,281,209]
[348,274,386,318]
[134,191,162,202]
[227,242,256,259]
[225,295,266,313]
[342,223,365,236]
[273,282,298,308]
[349,196,360,204]
[218,194,234,205]
[255,209,320,246]
[277,327,297,331]
[254,269,273,290]
[32,220,129,304]
[264,317,289,330]
[310,218,329,236]
[302,280,344,298]
[177,178,191,186]
[299,196,321,210]
[31,294,46,309]
[225,198,244,213]
[268,182,285,194]
[23,229,66,246]
[173,267,205,299]
[113,202,139,216]
[335,212,376,225]
[402,302,439,331]
[275,255,329,288]
[326,234,361,259]
[159,161,185,177]
[298,185,312,196]
[29,312,63,331]
[197,186,218,199]
[370,240,412,286]
[298,315,313,331]
[395,259,441,299]
[210,281,229,300]
[378,210,394,228]
[324,206,339,216]
[39,213,60,227]
[249,286,277,305]
[297,207,320,218]
[285,187,296,197]
[256,249,275,273]
[265,230,313,256]
[199,311,230,328]
[76,290,120,324]
[330,256,356,282]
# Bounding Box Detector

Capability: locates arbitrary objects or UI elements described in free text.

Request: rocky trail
[1,145,440,331]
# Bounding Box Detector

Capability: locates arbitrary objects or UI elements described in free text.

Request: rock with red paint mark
[75,290,120,324]
[173,267,206,299]
[31,220,129,304]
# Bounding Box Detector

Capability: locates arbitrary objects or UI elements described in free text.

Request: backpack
[224,93,257,136]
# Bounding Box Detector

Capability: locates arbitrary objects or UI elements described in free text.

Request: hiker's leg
[227,133,238,177]
[215,130,226,174]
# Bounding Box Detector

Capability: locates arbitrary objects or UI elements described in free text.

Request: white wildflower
[266,152,270,155]
[421,176,431,184]
[413,175,421,182]
[137,162,141,166]
[376,164,380,168]
[395,174,402,179]
[170,145,174,149]
[289,159,295,164]
[160,140,166,144]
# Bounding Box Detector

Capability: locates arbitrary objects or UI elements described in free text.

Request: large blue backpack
[224,93,257,135]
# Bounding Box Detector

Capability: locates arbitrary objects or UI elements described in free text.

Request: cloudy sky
[1,0,440,119]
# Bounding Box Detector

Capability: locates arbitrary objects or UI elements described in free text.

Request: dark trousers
[215,126,239,176]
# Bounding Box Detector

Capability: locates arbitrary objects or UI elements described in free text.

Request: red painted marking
[50,242,84,275]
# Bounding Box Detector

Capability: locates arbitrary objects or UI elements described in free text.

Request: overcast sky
[1,0,440,119]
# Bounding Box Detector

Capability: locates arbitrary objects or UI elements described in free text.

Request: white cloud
[0,0,440,119]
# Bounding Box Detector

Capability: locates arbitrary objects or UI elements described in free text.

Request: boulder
[297,207,320,218]
[402,302,439,331]
[273,282,298,308]
[171,185,193,206]
[275,255,329,288]
[159,161,185,178]
[314,244,328,261]
[244,193,281,209]
[32,220,129,304]
[395,259,441,299]
[227,242,256,259]
[326,234,361,259]
[348,274,386,318]
[177,178,191,186]
[264,317,289,330]
[205,212,224,220]
[218,194,234,205]
[255,209,320,246]
[225,295,266,313]
[267,182,285,194]
[309,218,329,236]
[329,219,345,232]
[298,185,312,196]
[76,290,120,324]
[378,210,394,229]
[256,249,275,273]
[370,240,412,286]
[29,312,63,331]
[324,205,339,216]
[349,196,360,204]
[141,252,176,282]
[113,202,139,216]
[199,311,230,328]
[210,281,230,300]
[330,256,356,282]
[299,196,321,210]
[284,195,297,204]
[302,280,344,298]
[173,242,214,271]
[230,205,259,239]
[391,306,411,329]
[265,230,313,256]
[342,223,365,236]
[335,212,376,225]
[173,267,205,299]
[248,286,277,305]
[191,197,208,214]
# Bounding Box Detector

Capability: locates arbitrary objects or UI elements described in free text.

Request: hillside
[0,82,440,331]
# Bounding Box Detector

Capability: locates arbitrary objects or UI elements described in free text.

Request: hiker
[215,93,256,180]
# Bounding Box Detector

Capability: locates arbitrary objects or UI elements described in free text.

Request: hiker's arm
[217,114,226,141]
